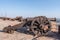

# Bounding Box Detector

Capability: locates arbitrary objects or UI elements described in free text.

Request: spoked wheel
[29,16,51,38]
[30,19,42,38]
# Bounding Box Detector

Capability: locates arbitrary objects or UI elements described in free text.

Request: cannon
[3,16,51,38]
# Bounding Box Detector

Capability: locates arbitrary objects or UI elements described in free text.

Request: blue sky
[0,0,60,18]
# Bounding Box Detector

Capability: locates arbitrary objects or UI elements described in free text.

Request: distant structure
[48,18,56,21]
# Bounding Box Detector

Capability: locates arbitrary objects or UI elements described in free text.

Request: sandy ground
[0,19,60,40]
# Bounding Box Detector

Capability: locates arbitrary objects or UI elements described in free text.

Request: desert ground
[0,19,60,40]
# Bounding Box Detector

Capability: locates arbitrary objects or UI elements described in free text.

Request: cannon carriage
[3,16,51,38]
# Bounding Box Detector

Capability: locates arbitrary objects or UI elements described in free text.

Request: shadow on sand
[0,27,60,40]
[16,27,34,36]
[16,27,60,40]
[0,30,4,32]
[44,32,60,40]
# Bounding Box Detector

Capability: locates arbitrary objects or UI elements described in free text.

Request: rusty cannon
[3,16,51,38]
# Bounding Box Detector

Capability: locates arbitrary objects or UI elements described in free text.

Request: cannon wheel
[30,19,40,36]
[30,17,51,37]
